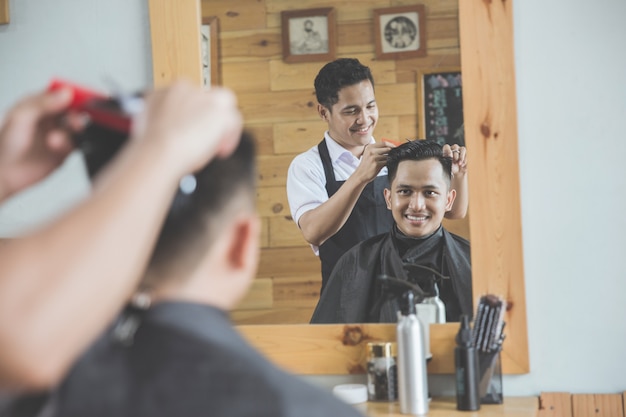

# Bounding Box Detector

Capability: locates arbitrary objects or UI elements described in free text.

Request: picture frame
[417,67,464,147]
[201,16,221,87]
[281,8,336,64]
[373,5,426,60]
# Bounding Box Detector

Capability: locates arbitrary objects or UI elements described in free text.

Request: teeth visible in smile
[406,215,427,221]
[353,126,369,132]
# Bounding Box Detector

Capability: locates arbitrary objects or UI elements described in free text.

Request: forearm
[0,139,182,390]
[445,171,468,219]
[299,174,369,246]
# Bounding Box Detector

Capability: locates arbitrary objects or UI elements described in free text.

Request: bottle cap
[367,341,397,358]
[332,384,368,404]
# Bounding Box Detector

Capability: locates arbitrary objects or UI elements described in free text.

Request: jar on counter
[366,341,398,401]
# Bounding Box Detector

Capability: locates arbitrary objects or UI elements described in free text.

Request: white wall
[510,0,626,394]
[0,0,152,235]
[1,0,625,395]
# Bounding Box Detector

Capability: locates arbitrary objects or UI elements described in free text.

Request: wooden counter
[362,396,537,417]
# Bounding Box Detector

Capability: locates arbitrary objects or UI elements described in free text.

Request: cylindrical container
[366,342,398,401]
[455,315,480,411]
[397,306,429,415]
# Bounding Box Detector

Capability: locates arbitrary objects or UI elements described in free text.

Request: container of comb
[472,294,506,404]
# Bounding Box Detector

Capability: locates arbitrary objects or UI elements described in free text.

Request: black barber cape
[5,302,366,417]
[310,226,473,324]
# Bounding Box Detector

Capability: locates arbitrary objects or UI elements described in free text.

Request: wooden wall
[200,0,465,324]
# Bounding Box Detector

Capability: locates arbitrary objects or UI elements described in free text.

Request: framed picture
[201,16,221,87]
[281,8,336,63]
[373,5,426,60]
[417,68,464,147]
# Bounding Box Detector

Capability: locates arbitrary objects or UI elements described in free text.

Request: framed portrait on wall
[417,68,464,147]
[373,5,426,60]
[281,8,336,63]
[201,16,221,87]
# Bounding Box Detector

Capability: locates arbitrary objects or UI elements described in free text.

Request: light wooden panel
[0,0,9,25]
[201,0,267,31]
[222,61,271,93]
[538,392,626,417]
[236,323,462,375]
[219,29,281,59]
[231,307,314,325]
[148,0,203,87]
[367,397,538,417]
[256,185,289,218]
[538,392,573,417]
[459,0,529,374]
[267,216,307,248]
[571,394,625,417]
[236,278,273,310]
[258,246,320,277]
[257,155,294,187]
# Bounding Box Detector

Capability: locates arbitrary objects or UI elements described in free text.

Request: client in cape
[310,139,473,324]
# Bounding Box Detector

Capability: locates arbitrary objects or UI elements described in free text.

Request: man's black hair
[386,139,452,185]
[314,58,375,110]
[145,131,257,285]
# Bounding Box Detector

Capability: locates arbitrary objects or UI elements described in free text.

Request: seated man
[310,139,473,324]
[7,132,365,417]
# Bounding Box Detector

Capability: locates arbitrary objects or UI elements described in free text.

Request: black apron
[317,139,393,292]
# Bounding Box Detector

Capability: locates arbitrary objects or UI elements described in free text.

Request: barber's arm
[0,81,242,390]
[296,142,390,247]
[443,144,468,219]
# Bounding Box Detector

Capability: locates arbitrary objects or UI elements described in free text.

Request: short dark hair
[142,131,257,289]
[314,58,375,110]
[386,139,452,186]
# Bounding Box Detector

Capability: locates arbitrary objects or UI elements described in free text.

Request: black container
[455,315,480,411]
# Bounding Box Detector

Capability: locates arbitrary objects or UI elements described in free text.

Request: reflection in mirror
[200,16,220,87]
[150,0,527,374]
[208,1,470,325]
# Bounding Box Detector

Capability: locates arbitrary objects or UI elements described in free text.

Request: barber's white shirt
[286,132,387,254]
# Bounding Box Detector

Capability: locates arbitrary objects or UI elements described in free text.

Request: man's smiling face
[322,79,378,152]
[384,158,456,238]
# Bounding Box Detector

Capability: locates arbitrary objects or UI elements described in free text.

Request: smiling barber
[286,58,468,292]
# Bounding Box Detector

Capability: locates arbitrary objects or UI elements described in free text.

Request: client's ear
[227,214,261,272]
[445,189,457,212]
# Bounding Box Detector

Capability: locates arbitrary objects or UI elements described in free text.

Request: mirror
[148,0,528,374]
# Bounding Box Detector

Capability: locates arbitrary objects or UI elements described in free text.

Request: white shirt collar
[323,131,376,164]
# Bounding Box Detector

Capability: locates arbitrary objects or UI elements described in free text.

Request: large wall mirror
[148,0,528,375]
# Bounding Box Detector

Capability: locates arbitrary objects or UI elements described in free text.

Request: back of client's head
[140,131,258,305]
[386,139,452,187]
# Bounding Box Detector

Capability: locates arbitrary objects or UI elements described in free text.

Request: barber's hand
[354,142,391,183]
[443,143,467,177]
[132,81,242,175]
[0,88,82,200]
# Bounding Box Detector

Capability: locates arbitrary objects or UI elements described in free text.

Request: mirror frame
[147,0,528,375]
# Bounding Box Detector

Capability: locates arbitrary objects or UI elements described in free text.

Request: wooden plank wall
[538,392,626,417]
[200,0,465,325]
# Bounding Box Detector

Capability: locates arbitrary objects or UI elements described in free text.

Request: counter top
[362,396,537,416]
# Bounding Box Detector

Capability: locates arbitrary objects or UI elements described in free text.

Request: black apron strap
[316,138,393,292]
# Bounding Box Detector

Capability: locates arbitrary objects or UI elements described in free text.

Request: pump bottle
[397,291,429,416]
[455,314,480,411]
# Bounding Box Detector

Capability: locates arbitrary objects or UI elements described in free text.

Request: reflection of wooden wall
[200,0,463,324]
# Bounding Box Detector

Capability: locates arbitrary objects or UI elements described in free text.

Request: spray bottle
[397,290,429,415]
